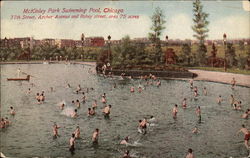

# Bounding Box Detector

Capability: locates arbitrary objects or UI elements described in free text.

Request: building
[55,39,76,48]
[85,37,105,47]
[41,38,55,46]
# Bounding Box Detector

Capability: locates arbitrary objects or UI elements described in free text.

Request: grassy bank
[189,67,250,75]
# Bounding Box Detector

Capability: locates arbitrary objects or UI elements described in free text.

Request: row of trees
[0,43,100,61]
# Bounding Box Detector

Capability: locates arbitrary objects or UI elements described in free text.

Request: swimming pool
[0,64,249,158]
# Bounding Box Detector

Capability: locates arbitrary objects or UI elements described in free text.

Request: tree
[225,43,237,67]
[192,0,209,65]
[180,43,192,66]
[148,7,166,64]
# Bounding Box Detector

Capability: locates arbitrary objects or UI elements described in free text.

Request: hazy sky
[1,1,249,40]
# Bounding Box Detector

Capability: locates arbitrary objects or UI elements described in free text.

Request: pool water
[0,64,249,158]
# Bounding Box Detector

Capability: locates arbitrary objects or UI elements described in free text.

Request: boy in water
[36,93,40,100]
[196,106,201,123]
[69,133,76,152]
[71,109,78,118]
[186,148,194,158]
[130,86,135,93]
[0,118,6,128]
[10,107,16,115]
[53,123,60,138]
[203,87,207,96]
[75,100,80,108]
[88,108,95,116]
[4,117,11,126]
[172,104,178,119]
[217,95,223,104]
[60,103,65,110]
[120,136,129,145]
[103,105,111,118]
[92,128,99,144]
[182,98,187,109]
[74,126,80,138]
[123,150,131,158]
[230,95,235,106]
[237,124,250,149]
[242,111,249,119]
[192,127,199,134]
[92,100,97,109]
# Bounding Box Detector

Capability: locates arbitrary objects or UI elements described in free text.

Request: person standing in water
[103,105,111,119]
[182,98,187,109]
[203,87,207,96]
[69,133,76,153]
[229,95,235,106]
[92,128,99,144]
[237,124,250,149]
[185,148,194,158]
[53,123,60,138]
[196,106,201,123]
[217,95,223,104]
[74,126,80,138]
[172,104,178,119]
[10,106,16,115]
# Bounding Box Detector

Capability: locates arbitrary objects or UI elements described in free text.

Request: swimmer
[196,106,201,122]
[60,103,65,110]
[0,118,5,128]
[82,93,86,103]
[53,123,60,138]
[10,106,16,115]
[71,100,75,106]
[182,98,187,109]
[189,79,193,89]
[148,115,156,123]
[27,88,31,94]
[77,84,81,92]
[92,100,97,108]
[130,86,135,93]
[138,119,147,134]
[74,126,80,138]
[138,86,142,93]
[103,105,111,118]
[92,128,99,144]
[217,95,223,104]
[186,148,194,158]
[203,87,207,96]
[71,109,78,118]
[231,77,236,89]
[236,101,242,110]
[88,108,95,116]
[194,86,198,97]
[4,117,11,126]
[230,95,235,106]
[101,95,107,104]
[120,136,129,145]
[237,124,250,149]
[40,93,45,102]
[192,127,199,134]
[67,83,71,88]
[69,133,76,152]
[36,93,40,100]
[172,104,178,119]
[75,100,80,108]
[242,111,248,119]
[123,150,131,158]
[156,80,161,87]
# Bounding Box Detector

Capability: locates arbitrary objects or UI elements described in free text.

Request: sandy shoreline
[189,69,250,88]
[1,61,249,88]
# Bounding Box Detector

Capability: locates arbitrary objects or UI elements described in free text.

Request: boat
[7,75,30,81]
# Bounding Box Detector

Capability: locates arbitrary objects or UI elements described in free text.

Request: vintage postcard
[0,1,250,158]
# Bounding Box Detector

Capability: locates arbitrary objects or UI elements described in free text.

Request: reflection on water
[0,64,250,158]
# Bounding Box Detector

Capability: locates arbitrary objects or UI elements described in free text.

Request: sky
[1,1,249,40]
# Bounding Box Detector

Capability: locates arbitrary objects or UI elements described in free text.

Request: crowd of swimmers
[2,68,250,158]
